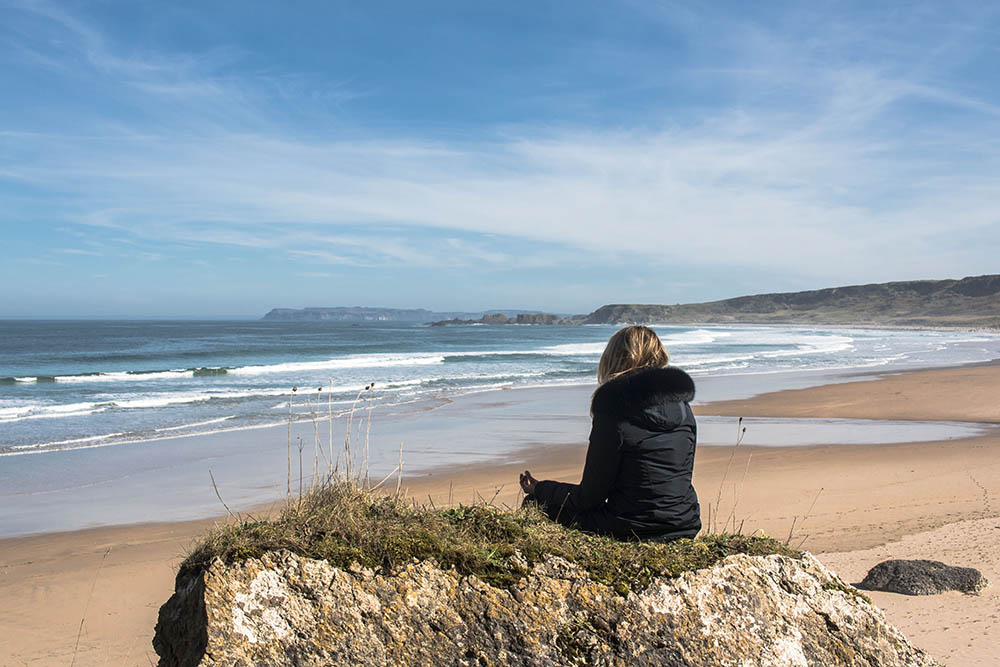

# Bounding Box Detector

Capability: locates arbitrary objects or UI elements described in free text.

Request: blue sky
[1,1,998,317]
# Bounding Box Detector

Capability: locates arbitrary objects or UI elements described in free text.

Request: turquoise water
[2,320,998,457]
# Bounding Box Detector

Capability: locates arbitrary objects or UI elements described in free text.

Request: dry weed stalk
[727,448,754,534]
[310,388,322,489]
[711,417,746,534]
[328,379,334,480]
[365,383,375,487]
[297,436,305,500]
[785,486,824,547]
[287,386,298,501]
[396,441,403,496]
[344,384,371,483]
[71,547,112,667]
[210,470,236,519]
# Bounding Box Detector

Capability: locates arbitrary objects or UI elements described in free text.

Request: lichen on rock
[154,550,937,666]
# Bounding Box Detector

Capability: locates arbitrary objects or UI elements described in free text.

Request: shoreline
[7,322,998,462]
[2,357,997,546]
[700,358,1000,424]
[2,360,999,665]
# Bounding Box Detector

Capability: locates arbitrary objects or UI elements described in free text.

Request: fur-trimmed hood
[591,366,695,417]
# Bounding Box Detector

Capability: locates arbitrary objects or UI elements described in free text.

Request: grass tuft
[181,483,799,595]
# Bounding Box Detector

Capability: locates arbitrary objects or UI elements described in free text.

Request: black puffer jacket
[533,366,701,540]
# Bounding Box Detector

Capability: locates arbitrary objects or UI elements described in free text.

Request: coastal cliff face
[154,550,935,667]
[580,274,1000,327]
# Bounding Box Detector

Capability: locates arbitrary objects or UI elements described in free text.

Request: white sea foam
[676,352,758,367]
[110,393,215,409]
[7,432,128,450]
[54,369,195,383]
[30,329,813,386]
[0,406,31,419]
[228,353,446,376]
[538,342,606,355]
[937,337,991,344]
[758,336,855,358]
[0,418,295,457]
[0,388,299,423]
[658,328,730,346]
[153,416,235,432]
[0,409,101,423]
[0,402,106,423]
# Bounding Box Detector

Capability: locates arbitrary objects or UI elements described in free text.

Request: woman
[520,325,701,541]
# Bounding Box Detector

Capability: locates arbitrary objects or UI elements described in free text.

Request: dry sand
[2,362,998,665]
[821,517,1000,667]
[698,362,1000,665]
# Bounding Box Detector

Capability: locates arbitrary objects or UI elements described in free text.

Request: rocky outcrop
[154,550,936,666]
[858,559,989,595]
[430,312,569,326]
[262,307,484,322]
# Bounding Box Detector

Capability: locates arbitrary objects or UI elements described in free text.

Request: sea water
[2,321,999,536]
[2,320,998,457]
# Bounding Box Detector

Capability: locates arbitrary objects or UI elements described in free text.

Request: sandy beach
[2,361,998,665]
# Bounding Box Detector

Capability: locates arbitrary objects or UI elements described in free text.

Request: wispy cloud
[2,0,999,312]
[8,98,997,281]
[52,247,102,256]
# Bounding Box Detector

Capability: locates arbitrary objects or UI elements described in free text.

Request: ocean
[2,320,998,458]
[2,320,1000,536]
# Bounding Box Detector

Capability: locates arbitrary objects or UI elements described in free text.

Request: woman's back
[522,326,701,541]
[593,366,701,540]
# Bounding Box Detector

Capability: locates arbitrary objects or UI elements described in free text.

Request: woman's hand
[519,470,538,495]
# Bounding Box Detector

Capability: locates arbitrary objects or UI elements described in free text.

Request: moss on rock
[182,483,797,594]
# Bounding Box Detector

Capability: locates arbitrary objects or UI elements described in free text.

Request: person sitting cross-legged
[520,325,701,541]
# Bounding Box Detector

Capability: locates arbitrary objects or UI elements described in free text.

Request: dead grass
[181,482,798,595]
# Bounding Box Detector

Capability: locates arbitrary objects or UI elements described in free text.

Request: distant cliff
[264,274,1000,328]
[581,274,1000,327]
[264,307,489,322]
[430,312,568,326]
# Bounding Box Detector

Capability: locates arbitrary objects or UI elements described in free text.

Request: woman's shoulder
[591,366,695,418]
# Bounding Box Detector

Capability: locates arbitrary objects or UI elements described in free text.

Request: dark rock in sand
[858,559,989,595]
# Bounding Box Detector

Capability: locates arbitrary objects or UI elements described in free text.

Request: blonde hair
[597,325,669,384]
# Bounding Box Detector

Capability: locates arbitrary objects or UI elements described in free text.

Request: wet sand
[1,361,998,665]
[702,360,1000,423]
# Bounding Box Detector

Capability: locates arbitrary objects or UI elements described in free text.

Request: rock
[858,559,989,596]
[154,551,936,666]
[514,313,563,325]
[429,312,570,326]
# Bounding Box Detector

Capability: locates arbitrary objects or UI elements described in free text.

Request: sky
[1,1,998,318]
